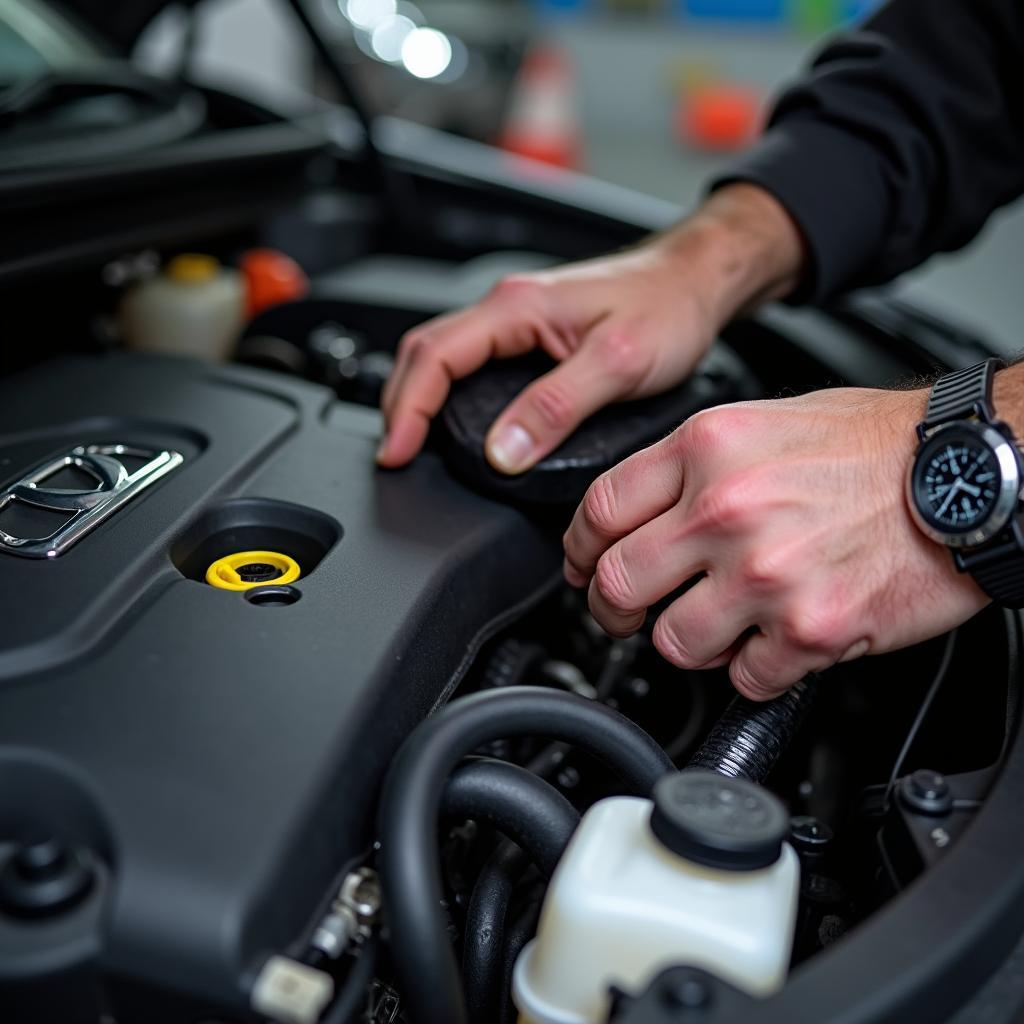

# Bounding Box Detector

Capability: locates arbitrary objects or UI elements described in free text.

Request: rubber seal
[205,550,301,591]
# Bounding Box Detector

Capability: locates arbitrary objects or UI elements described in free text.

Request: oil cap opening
[205,550,301,591]
[649,769,789,871]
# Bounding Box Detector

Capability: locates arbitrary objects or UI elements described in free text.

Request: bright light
[400,27,453,79]
[370,13,415,63]
[344,0,396,31]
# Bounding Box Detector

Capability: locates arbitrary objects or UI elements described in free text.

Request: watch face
[913,429,1003,534]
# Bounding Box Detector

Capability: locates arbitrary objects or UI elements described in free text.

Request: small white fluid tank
[513,770,800,1024]
[120,254,244,362]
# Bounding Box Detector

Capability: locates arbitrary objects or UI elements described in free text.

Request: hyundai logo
[0,444,183,558]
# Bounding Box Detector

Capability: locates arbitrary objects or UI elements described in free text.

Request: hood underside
[53,0,204,52]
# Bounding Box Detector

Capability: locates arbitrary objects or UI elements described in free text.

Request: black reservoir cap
[650,769,789,871]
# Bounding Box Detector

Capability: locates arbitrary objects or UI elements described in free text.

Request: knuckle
[679,407,741,459]
[400,329,430,363]
[527,378,578,434]
[593,548,637,613]
[779,602,843,653]
[740,547,788,593]
[595,330,645,386]
[652,617,697,669]
[582,474,618,536]
[691,473,756,531]
[490,273,541,304]
[729,659,778,701]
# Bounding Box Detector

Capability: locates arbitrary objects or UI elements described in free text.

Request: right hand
[377,184,806,474]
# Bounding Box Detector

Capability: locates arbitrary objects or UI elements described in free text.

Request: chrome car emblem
[0,444,183,558]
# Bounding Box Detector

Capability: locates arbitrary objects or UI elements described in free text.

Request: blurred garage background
[31,0,1024,348]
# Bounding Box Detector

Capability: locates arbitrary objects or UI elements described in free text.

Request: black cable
[282,0,414,227]
[688,676,817,782]
[377,686,672,1024]
[462,841,529,1024]
[1002,609,1021,758]
[882,630,958,812]
[317,933,379,1024]
[441,759,580,879]
[664,674,709,762]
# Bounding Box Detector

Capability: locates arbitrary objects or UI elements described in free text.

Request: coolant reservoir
[513,770,800,1024]
[120,254,244,362]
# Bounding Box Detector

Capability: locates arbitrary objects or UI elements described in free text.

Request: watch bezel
[908,421,1022,549]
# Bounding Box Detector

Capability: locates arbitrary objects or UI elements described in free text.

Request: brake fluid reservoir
[120,254,244,362]
[513,770,799,1024]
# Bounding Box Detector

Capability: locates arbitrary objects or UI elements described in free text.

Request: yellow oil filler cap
[205,551,301,591]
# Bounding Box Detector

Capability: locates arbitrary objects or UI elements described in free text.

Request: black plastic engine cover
[0,354,560,1018]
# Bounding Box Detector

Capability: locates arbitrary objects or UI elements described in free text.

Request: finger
[587,509,706,636]
[377,307,535,467]
[728,631,819,701]
[563,433,685,583]
[381,308,470,419]
[650,576,755,669]
[483,334,626,475]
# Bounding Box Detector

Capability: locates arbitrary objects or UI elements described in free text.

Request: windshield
[0,0,105,85]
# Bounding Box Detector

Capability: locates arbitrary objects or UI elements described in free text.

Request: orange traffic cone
[499,44,582,170]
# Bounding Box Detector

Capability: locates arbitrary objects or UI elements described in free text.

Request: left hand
[562,386,991,700]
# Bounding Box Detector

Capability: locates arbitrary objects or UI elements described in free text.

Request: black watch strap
[956,528,1024,609]
[926,358,1024,608]
[923,359,1000,431]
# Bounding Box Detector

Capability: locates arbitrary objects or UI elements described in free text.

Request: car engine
[1,19,1023,1021]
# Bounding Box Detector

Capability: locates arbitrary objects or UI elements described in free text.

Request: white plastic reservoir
[513,770,800,1024]
[120,254,244,362]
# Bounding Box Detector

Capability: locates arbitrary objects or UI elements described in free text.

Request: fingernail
[838,638,870,663]
[487,423,535,474]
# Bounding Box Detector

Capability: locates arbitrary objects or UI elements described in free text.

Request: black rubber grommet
[649,769,789,871]
[0,840,94,918]
[244,585,301,607]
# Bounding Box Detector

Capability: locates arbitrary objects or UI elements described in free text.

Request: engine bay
[1,50,1023,1024]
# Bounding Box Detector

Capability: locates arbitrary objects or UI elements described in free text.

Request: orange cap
[679,84,763,152]
[239,248,309,319]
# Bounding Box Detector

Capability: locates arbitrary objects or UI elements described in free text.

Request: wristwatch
[908,358,1024,608]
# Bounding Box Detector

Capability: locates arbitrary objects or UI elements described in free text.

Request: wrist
[650,183,807,326]
[992,362,1024,440]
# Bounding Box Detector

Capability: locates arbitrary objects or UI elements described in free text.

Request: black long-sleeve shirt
[717,0,1024,304]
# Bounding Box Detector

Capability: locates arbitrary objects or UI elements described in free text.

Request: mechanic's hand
[377,184,804,473]
[563,386,992,700]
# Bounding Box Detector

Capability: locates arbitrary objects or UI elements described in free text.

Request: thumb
[484,328,640,474]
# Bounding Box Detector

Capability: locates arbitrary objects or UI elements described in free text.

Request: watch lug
[952,551,969,574]
[971,399,994,425]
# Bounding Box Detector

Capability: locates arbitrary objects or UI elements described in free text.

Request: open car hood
[54,0,204,52]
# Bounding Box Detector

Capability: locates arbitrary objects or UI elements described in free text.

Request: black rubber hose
[317,934,379,1024]
[498,898,544,1024]
[462,841,529,1024]
[441,759,580,878]
[688,676,816,782]
[378,686,672,1024]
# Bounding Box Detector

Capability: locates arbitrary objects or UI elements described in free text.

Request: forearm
[649,183,807,328]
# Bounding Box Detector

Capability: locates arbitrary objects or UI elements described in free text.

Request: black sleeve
[713,0,1024,304]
